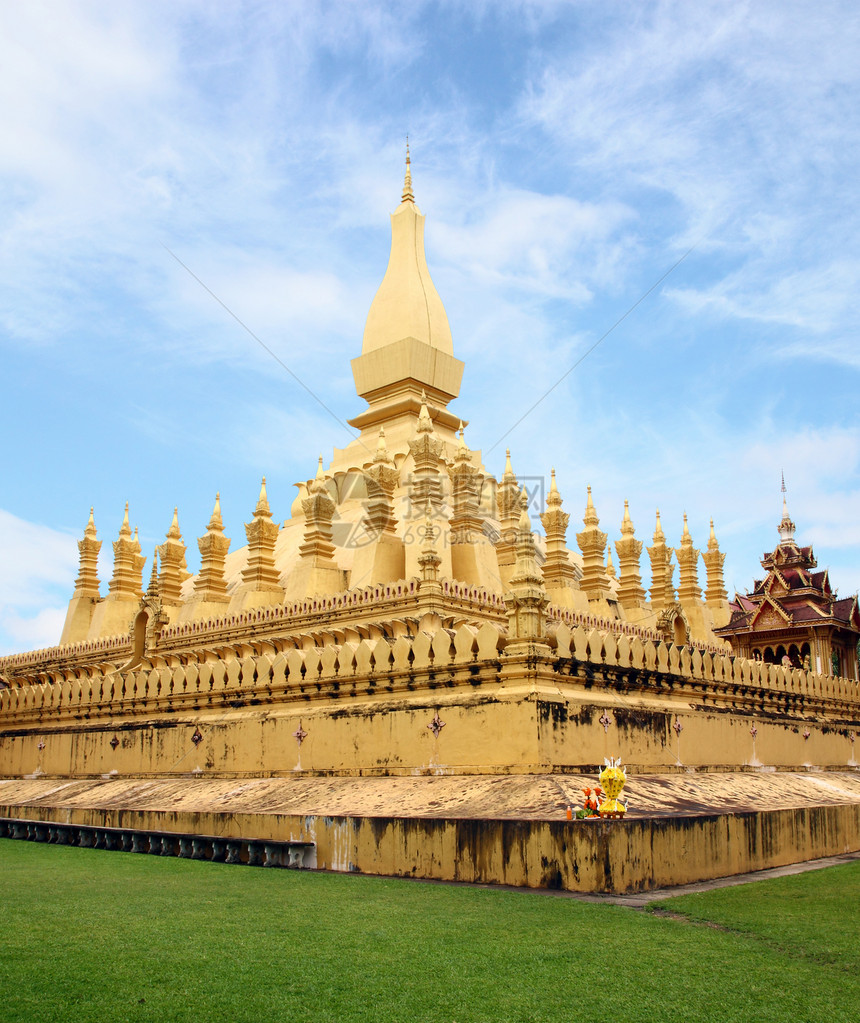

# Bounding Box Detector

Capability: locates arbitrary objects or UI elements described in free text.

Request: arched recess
[132,610,149,665]
[656,603,690,647]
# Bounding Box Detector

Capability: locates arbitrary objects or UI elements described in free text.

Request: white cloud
[0,510,78,654]
[433,189,635,299]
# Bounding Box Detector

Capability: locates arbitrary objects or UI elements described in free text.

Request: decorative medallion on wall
[749,725,758,740]
[427,712,446,738]
[109,735,120,750]
[37,741,46,751]
[803,728,811,740]
[293,723,308,747]
[598,711,612,733]
[191,727,203,746]
[673,720,683,737]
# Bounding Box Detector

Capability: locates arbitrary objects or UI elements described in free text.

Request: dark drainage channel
[0,817,314,868]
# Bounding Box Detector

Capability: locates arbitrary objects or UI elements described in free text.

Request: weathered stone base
[3,682,860,778]
[2,772,858,893]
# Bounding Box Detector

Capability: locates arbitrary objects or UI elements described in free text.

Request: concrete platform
[2,771,859,893]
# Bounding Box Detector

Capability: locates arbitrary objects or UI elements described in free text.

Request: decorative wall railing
[2,619,858,729]
[0,578,507,684]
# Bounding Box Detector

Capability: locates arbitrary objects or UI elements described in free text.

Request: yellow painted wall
[3,801,858,893]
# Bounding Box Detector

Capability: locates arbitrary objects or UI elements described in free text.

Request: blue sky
[1,0,858,654]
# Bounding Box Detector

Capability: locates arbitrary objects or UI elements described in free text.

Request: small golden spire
[417,390,433,434]
[119,502,131,538]
[207,493,224,532]
[401,137,415,203]
[583,486,599,528]
[455,421,471,463]
[606,546,617,578]
[708,518,718,549]
[654,509,665,542]
[547,468,562,508]
[166,506,181,540]
[620,499,635,537]
[518,489,532,532]
[255,476,271,517]
[503,449,516,482]
[84,507,97,539]
[146,548,159,596]
[682,512,690,538]
[309,455,329,496]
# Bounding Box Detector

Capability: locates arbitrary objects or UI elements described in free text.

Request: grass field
[1,838,857,1023]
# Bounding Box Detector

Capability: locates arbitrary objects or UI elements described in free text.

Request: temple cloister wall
[2,596,858,779]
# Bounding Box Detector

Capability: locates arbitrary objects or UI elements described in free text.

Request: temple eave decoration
[717,486,860,678]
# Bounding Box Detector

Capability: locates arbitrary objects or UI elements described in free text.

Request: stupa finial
[620,499,635,537]
[119,501,131,538]
[583,486,599,528]
[778,472,796,544]
[207,492,224,532]
[401,138,415,203]
[255,476,271,517]
[546,468,562,509]
[146,548,159,597]
[417,390,434,434]
[167,506,181,540]
[517,488,530,530]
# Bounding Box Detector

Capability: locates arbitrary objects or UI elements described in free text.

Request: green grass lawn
[1,838,857,1023]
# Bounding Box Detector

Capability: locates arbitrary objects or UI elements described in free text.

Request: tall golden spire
[72,507,101,598]
[615,500,646,609]
[504,487,549,649]
[647,509,674,609]
[702,518,728,607]
[242,477,281,593]
[577,487,611,602]
[360,149,454,357]
[540,468,577,591]
[195,493,231,603]
[107,504,145,600]
[401,138,415,203]
[675,513,702,605]
[158,507,190,606]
